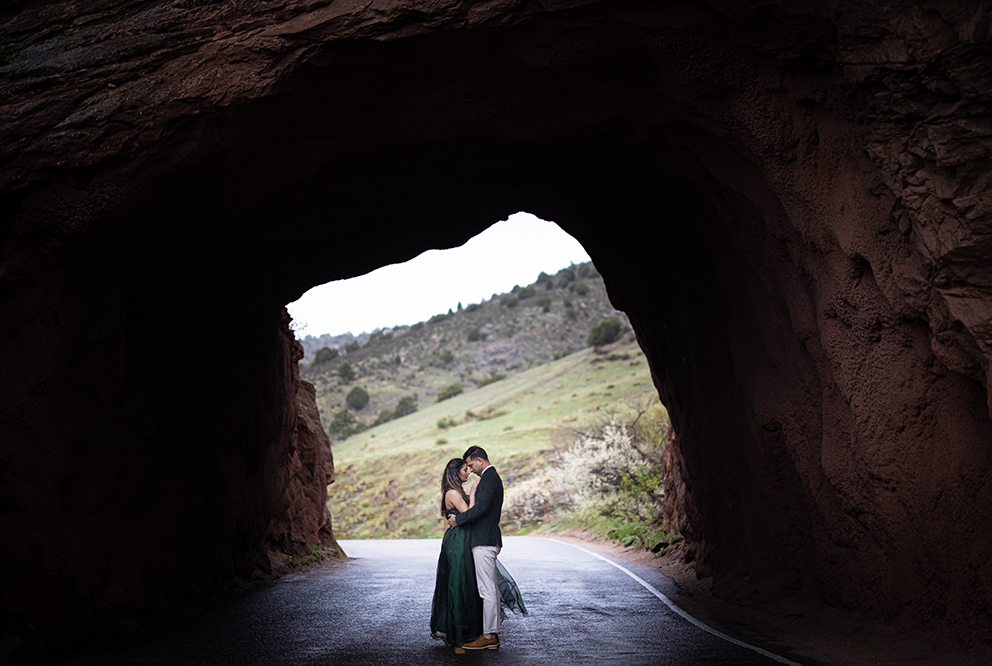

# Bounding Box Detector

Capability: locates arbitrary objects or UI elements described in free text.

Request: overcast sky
[286,212,591,338]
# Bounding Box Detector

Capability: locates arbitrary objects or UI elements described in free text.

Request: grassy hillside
[327,335,659,540]
[300,262,629,434]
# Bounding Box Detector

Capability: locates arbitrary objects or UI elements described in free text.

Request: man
[446,446,503,650]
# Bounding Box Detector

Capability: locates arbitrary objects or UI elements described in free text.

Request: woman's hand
[470,478,479,496]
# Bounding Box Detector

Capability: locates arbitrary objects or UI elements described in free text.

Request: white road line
[550,539,804,666]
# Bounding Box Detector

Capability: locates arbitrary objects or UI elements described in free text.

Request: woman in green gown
[430,458,526,647]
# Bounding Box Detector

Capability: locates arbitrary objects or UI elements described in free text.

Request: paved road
[68,537,819,665]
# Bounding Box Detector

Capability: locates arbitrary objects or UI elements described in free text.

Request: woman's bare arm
[445,489,469,513]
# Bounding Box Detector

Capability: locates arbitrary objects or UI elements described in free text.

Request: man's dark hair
[463,445,489,462]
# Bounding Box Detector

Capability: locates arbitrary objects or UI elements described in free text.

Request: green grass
[328,338,656,539]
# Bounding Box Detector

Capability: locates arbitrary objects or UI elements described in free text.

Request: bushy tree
[314,347,338,364]
[337,362,356,382]
[467,326,482,342]
[436,383,464,402]
[393,395,418,418]
[570,281,589,295]
[346,386,369,410]
[328,409,365,439]
[588,317,622,347]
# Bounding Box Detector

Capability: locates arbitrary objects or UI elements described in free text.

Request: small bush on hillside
[501,296,519,308]
[345,341,360,353]
[588,317,622,347]
[536,271,552,285]
[477,373,506,388]
[437,416,457,429]
[563,298,573,308]
[467,326,483,342]
[314,347,338,364]
[537,298,551,312]
[475,408,510,421]
[578,263,598,278]
[329,409,366,439]
[570,281,589,296]
[517,286,536,300]
[429,312,450,324]
[393,395,418,418]
[374,409,394,426]
[346,386,369,410]
[337,362,356,382]
[465,303,482,313]
[436,384,464,402]
[440,349,454,364]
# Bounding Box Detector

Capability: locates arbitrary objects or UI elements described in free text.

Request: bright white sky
[287,212,591,338]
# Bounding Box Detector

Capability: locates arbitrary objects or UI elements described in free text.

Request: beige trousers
[472,545,501,635]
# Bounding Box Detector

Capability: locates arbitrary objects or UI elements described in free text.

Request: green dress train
[430,509,527,647]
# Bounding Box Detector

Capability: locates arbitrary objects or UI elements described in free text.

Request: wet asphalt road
[68,537,816,665]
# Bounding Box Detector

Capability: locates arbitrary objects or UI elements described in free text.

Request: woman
[430,458,527,647]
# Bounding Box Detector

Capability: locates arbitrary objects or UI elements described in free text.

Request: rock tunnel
[2,0,991,657]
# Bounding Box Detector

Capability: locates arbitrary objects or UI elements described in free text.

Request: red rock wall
[1,0,990,654]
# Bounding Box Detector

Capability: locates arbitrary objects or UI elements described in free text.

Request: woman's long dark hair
[440,458,469,518]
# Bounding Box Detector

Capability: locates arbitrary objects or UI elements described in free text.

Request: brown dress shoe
[461,634,499,650]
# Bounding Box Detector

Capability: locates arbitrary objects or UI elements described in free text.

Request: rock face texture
[1,0,991,657]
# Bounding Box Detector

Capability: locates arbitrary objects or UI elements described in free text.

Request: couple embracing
[430,446,526,650]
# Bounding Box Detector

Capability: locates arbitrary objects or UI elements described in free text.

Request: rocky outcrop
[1,0,990,657]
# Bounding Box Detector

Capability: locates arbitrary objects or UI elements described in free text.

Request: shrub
[467,326,483,342]
[517,286,536,300]
[328,409,366,439]
[337,362,356,382]
[345,341,360,353]
[476,408,510,421]
[500,296,519,308]
[588,317,622,347]
[374,408,394,426]
[429,312,450,324]
[465,303,482,313]
[578,263,598,278]
[436,383,464,402]
[536,271,552,285]
[477,373,506,388]
[437,416,457,429]
[346,386,369,410]
[393,395,418,418]
[314,347,338,364]
[440,349,454,364]
[570,281,589,296]
[537,298,551,312]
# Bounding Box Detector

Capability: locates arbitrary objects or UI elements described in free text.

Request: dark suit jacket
[454,466,503,548]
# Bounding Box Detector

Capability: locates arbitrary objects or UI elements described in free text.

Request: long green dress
[430,509,528,646]
[430,509,484,646]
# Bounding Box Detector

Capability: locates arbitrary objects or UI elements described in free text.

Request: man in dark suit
[446,445,503,650]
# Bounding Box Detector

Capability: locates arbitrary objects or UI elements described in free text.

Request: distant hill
[298,262,631,434]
